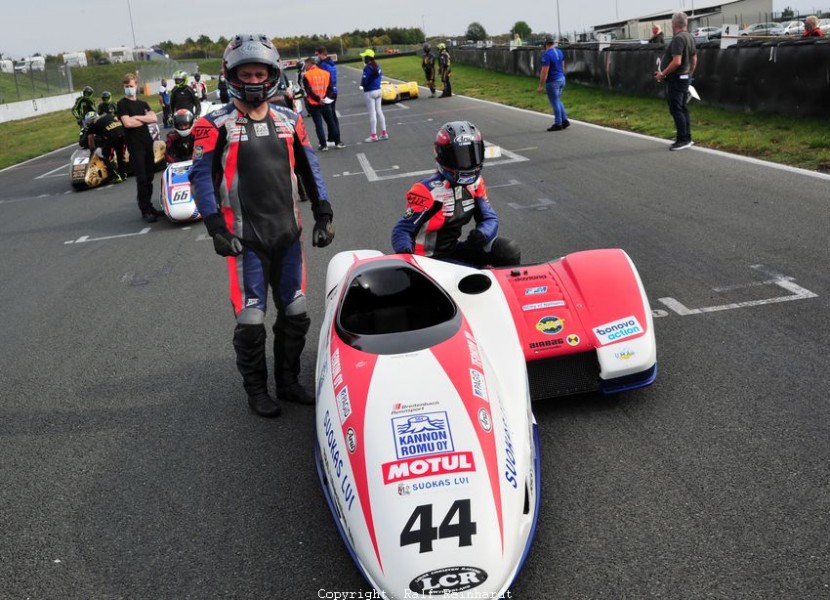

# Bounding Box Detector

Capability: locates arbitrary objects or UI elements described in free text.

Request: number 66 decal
[400,499,477,553]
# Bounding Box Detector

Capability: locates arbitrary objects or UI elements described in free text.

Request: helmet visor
[437,139,484,171]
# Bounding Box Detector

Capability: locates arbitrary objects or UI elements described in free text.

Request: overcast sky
[1,0,822,57]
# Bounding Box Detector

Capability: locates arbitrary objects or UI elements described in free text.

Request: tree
[511,21,532,39]
[781,6,794,18]
[466,22,488,41]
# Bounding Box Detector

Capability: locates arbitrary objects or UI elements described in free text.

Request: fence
[450,38,830,118]
[0,66,73,105]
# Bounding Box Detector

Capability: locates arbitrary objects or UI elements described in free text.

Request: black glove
[212,229,243,257]
[312,214,335,248]
[466,229,486,248]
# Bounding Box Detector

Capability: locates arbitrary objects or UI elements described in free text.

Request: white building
[106,47,134,63]
[63,52,88,68]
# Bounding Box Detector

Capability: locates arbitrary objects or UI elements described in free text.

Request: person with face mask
[117,72,163,222]
[188,33,335,418]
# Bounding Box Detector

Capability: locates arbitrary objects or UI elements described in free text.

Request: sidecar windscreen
[336,260,461,354]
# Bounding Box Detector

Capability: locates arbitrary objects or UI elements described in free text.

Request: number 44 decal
[400,499,477,553]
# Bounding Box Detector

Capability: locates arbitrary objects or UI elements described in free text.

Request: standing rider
[421,43,436,97]
[97,91,118,116]
[72,86,96,125]
[189,33,335,417]
[170,70,201,118]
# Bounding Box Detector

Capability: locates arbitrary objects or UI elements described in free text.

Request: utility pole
[556,0,562,40]
[126,0,137,47]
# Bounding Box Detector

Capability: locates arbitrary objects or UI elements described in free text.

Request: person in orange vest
[301,56,343,151]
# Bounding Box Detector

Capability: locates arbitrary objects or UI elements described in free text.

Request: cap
[544,35,556,44]
[359,48,375,58]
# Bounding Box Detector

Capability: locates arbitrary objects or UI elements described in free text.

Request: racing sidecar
[157,160,201,223]
[381,80,419,104]
[69,147,111,190]
[314,249,656,598]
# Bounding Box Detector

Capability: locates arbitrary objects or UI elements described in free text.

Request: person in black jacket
[170,70,201,117]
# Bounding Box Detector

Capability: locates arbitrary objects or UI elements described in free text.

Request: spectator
[117,72,163,222]
[188,33,335,417]
[302,56,343,151]
[537,36,569,131]
[391,121,520,267]
[803,15,824,37]
[97,91,118,116]
[359,49,388,142]
[315,46,341,143]
[422,42,436,97]
[649,24,665,44]
[654,12,698,150]
[437,43,452,97]
[72,86,96,126]
[158,78,172,127]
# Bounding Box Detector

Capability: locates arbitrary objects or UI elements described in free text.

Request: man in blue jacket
[315,46,340,143]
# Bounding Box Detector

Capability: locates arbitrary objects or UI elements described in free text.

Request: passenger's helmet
[224,33,281,106]
[173,109,194,136]
[173,70,187,86]
[434,121,485,185]
[82,85,94,97]
[83,111,98,127]
[101,91,111,101]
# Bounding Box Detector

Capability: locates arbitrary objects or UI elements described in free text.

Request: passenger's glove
[466,229,486,248]
[312,214,335,248]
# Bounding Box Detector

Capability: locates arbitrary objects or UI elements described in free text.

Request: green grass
[2,55,828,172]
[377,56,830,173]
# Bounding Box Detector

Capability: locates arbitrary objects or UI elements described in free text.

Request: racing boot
[233,323,281,417]
[273,313,314,405]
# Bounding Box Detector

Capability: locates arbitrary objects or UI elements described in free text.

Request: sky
[2,0,825,58]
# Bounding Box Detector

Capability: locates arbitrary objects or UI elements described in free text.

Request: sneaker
[335,142,346,149]
[364,135,378,143]
[141,212,158,223]
[277,382,315,405]
[247,392,281,418]
[562,119,571,129]
[547,124,563,131]
[379,131,389,140]
[318,145,328,152]
[669,139,694,151]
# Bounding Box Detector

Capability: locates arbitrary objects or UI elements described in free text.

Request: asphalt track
[1,67,829,599]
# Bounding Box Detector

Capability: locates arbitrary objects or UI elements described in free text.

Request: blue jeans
[545,79,568,125]
[666,77,691,142]
[307,104,340,147]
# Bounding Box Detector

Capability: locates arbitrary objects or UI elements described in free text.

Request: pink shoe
[364,134,378,143]
[379,131,389,140]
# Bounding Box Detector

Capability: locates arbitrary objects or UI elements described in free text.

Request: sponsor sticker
[336,386,352,424]
[253,121,269,137]
[393,412,453,458]
[465,332,483,369]
[478,408,492,432]
[245,297,259,307]
[170,185,190,204]
[346,427,357,453]
[382,451,475,484]
[529,338,563,350]
[536,315,564,335]
[470,368,488,401]
[391,400,440,415]
[593,315,643,345]
[615,348,636,360]
[524,286,548,295]
[567,334,580,346]
[522,300,566,312]
[409,566,488,595]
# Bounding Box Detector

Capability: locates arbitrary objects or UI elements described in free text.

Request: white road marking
[487,179,521,189]
[64,227,151,245]
[658,266,818,316]
[507,198,555,210]
[35,164,68,180]
[357,144,529,183]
